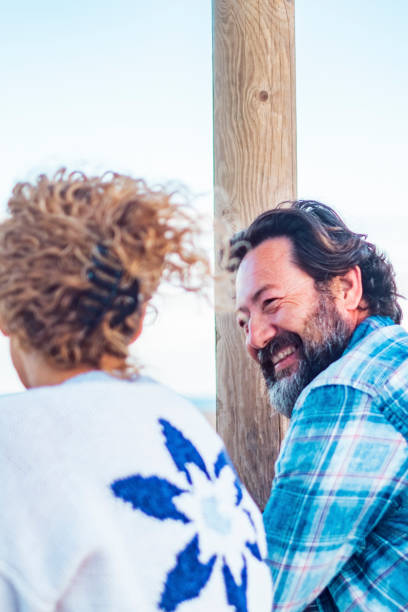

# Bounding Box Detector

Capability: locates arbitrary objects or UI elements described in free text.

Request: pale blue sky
[1,1,407,396]
[296,0,408,328]
[1,0,212,192]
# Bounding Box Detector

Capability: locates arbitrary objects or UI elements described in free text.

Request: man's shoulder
[298,317,408,440]
[311,316,408,393]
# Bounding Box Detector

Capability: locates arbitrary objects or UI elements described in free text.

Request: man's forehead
[235,237,293,283]
[242,236,293,267]
[234,236,311,307]
[234,241,287,308]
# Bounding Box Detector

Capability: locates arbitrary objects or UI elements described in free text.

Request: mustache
[258,331,301,370]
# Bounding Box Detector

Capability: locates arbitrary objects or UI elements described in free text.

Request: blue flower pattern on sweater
[111,419,262,611]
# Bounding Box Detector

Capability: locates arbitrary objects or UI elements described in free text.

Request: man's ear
[335,266,363,312]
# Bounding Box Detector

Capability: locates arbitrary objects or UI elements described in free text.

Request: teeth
[272,346,296,365]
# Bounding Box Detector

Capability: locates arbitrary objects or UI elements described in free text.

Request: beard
[258,291,352,418]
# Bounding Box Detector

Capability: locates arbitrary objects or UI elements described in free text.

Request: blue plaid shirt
[263,316,408,611]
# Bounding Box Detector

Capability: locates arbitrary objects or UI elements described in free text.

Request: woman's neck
[11,337,99,389]
[10,336,127,389]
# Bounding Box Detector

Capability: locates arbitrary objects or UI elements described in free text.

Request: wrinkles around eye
[263,298,280,313]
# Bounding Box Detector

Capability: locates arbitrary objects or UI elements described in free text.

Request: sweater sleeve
[0,571,51,612]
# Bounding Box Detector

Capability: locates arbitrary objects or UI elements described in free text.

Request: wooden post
[213,0,296,510]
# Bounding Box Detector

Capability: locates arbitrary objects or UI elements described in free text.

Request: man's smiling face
[235,236,352,416]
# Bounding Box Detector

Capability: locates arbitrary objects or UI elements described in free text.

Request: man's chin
[267,364,307,419]
[275,363,298,382]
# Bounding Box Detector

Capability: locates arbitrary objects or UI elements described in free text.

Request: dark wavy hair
[229,200,402,324]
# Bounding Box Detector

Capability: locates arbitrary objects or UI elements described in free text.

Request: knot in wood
[259,90,269,102]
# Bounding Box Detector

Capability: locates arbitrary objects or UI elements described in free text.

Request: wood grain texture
[213,0,296,510]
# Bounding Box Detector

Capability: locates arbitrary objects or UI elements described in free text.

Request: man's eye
[263,298,277,309]
[263,298,282,313]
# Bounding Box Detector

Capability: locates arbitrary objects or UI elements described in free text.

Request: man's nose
[246,316,276,362]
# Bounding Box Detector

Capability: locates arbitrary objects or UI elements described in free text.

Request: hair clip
[79,243,140,330]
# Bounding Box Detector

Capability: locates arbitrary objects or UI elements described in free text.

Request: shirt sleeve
[263,384,407,611]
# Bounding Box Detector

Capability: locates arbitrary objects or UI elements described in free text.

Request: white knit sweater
[0,372,272,611]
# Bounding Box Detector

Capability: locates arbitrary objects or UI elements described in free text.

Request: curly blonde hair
[0,169,209,373]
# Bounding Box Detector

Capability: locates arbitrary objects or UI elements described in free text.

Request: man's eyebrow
[251,284,276,303]
[235,284,277,314]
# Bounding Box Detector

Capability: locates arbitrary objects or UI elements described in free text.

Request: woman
[0,171,271,611]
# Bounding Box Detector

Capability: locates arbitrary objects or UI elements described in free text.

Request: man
[230,200,408,610]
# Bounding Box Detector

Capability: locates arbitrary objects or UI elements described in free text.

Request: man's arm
[263,384,407,611]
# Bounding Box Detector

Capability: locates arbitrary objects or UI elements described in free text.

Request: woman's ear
[130,303,147,344]
[0,316,9,337]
